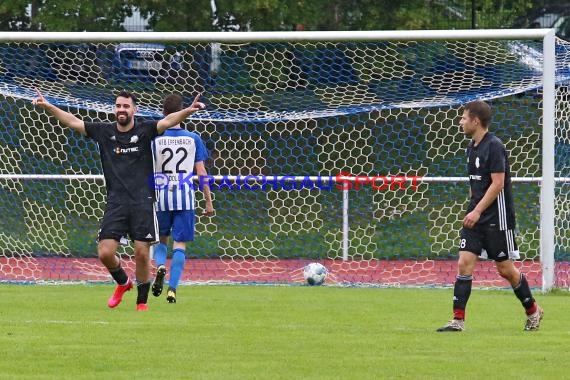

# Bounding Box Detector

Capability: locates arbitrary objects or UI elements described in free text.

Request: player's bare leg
[99,239,133,308]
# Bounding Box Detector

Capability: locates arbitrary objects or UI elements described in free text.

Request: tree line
[0,0,555,32]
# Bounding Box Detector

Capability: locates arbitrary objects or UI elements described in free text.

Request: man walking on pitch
[151,93,214,303]
[33,89,205,311]
[437,100,543,332]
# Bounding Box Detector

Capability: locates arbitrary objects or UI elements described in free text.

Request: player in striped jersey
[151,94,214,303]
[437,100,543,332]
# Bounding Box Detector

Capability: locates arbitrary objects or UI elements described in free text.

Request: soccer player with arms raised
[151,93,214,303]
[437,100,543,332]
[32,89,205,311]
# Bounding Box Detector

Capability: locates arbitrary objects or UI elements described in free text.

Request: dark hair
[163,93,183,116]
[463,100,491,128]
[115,90,137,105]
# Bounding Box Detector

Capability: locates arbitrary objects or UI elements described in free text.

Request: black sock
[109,265,129,285]
[453,275,472,320]
[513,273,535,310]
[136,281,151,304]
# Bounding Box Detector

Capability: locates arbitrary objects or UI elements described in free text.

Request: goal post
[541,29,556,292]
[0,29,566,290]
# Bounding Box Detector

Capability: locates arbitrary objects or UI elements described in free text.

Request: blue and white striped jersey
[152,128,209,211]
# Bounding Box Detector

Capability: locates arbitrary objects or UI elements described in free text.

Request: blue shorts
[157,210,195,242]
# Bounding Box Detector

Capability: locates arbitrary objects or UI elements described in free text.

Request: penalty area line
[22,320,110,325]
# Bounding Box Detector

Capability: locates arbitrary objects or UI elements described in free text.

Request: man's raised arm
[157,93,205,133]
[32,88,86,135]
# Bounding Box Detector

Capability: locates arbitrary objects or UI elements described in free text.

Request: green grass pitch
[1,284,569,379]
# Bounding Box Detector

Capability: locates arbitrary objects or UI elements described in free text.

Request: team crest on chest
[475,157,480,168]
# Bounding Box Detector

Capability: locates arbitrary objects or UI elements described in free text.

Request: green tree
[131,0,214,32]
[0,0,32,30]
[33,0,132,31]
[0,0,133,31]
[131,0,433,32]
[475,0,534,28]
[0,0,548,32]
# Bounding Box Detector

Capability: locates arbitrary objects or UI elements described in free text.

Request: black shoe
[166,287,177,303]
[151,265,166,297]
[436,319,465,332]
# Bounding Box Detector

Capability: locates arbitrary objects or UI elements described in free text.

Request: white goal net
[0,30,567,290]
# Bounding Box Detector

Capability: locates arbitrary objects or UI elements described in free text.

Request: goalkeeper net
[0,30,567,289]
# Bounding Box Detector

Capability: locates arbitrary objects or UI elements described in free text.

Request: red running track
[1,257,568,288]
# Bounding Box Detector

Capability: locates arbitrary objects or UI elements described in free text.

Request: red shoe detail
[107,279,133,308]
[453,308,465,320]
[136,303,148,311]
[526,302,538,316]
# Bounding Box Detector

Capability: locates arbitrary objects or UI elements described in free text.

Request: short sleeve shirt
[84,120,159,204]
[152,128,209,211]
[466,132,516,230]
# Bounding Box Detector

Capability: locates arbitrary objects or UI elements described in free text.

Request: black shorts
[97,202,158,243]
[459,226,519,262]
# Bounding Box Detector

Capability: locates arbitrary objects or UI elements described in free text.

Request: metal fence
[121,1,567,33]
[430,0,567,30]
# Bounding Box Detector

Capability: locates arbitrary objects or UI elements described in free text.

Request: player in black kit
[33,89,205,311]
[437,100,543,332]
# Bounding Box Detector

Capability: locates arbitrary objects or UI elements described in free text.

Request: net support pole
[342,189,349,261]
[541,29,556,292]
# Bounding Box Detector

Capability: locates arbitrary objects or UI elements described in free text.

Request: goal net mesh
[0,36,568,287]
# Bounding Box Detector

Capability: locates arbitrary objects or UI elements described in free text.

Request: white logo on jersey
[475,157,480,168]
[497,251,506,258]
[130,135,139,144]
[110,135,116,141]
[115,147,139,154]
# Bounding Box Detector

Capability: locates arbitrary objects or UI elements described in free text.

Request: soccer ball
[303,262,328,286]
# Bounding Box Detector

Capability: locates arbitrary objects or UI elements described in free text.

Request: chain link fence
[430,0,568,31]
[121,1,568,33]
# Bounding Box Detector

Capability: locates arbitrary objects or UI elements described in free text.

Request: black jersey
[466,132,516,230]
[85,120,159,204]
